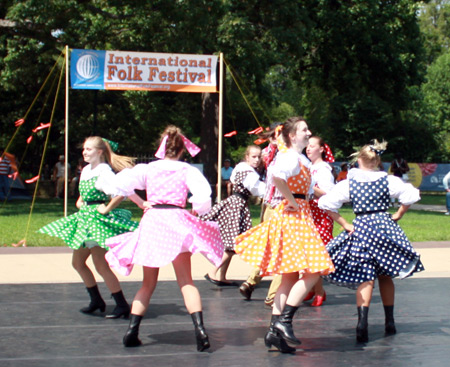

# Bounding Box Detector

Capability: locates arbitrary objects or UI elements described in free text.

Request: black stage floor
[1,278,449,367]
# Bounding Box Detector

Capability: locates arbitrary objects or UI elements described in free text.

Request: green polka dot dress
[39,175,138,250]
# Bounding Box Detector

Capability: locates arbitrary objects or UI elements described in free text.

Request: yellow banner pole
[217,52,224,203]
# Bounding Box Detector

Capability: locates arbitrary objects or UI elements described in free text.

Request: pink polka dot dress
[105,161,224,276]
[235,152,335,277]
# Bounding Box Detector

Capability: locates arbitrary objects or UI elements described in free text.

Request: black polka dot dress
[200,167,258,251]
[322,175,424,290]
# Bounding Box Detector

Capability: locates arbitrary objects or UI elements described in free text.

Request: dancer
[202,145,265,286]
[39,137,138,318]
[235,117,335,353]
[318,139,424,343]
[104,125,223,351]
[239,123,283,306]
[303,136,336,307]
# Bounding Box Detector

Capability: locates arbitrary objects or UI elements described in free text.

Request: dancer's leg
[131,266,159,316]
[208,250,234,282]
[285,272,320,307]
[90,246,121,293]
[72,248,96,287]
[173,252,202,313]
[272,273,298,315]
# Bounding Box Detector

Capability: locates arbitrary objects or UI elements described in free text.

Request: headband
[323,143,335,163]
[155,134,201,159]
[369,145,385,156]
[102,138,119,152]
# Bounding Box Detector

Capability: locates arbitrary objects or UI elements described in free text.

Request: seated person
[218,159,234,198]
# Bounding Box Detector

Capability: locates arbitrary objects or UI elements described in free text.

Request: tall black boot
[384,305,397,335]
[80,285,106,314]
[123,314,143,347]
[356,306,369,343]
[264,315,296,353]
[273,305,301,345]
[105,290,131,319]
[191,311,210,352]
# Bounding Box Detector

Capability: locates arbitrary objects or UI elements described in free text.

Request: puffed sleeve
[387,175,420,205]
[243,171,266,197]
[315,165,335,193]
[186,165,213,215]
[318,180,350,212]
[272,151,300,181]
[108,164,148,197]
[94,164,117,196]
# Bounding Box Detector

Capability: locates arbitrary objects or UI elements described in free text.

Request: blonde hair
[351,139,387,169]
[83,136,135,172]
[244,145,261,161]
[160,125,185,159]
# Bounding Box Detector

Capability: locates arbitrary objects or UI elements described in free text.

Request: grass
[1,195,449,247]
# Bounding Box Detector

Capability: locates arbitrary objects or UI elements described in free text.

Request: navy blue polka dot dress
[324,176,424,289]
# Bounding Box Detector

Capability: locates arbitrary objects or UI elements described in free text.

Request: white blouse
[318,168,420,212]
[103,160,213,215]
[310,161,335,193]
[231,162,266,197]
[272,149,314,194]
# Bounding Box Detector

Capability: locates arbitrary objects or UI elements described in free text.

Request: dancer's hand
[284,201,299,211]
[97,204,109,215]
[343,223,354,235]
[142,201,153,212]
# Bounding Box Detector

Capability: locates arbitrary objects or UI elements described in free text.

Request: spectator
[390,153,409,181]
[0,152,12,201]
[337,163,348,182]
[217,158,234,199]
[443,170,450,216]
[53,155,71,198]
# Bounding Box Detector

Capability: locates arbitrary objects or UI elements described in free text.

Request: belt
[233,192,249,201]
[355,210,386,216]
[292,193,306,199]
[85,200,106,205]
[152,204,183,209]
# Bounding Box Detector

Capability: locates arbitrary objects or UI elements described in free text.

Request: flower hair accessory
[323,143,335,163]
[155,134,201,159]
[369,145,385,156]
[102,138,119,152]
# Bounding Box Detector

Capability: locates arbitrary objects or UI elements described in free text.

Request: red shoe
[311,292,326,307]
[303,291,315,302]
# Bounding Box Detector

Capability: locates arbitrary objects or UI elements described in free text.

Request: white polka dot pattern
[38,177,138,249]
[105,165,224,275]
[325,176,424,289]
[235,164,335,276]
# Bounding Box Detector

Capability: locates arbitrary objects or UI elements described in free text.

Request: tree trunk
[199,92,219,188]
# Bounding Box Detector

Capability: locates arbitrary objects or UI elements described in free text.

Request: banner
[70,49,218,93]
[332,162,450,191]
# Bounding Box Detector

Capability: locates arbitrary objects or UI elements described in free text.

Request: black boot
[273,305,301,345]
[356,306,369,343]
[123,314,143,347]
[264,315,296,353]
[105,290,131,319]
[80,285,106,314]
[191,311,210,352]
[384,305,397,335]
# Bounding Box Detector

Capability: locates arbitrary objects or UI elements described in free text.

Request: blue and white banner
[70,49,218,93]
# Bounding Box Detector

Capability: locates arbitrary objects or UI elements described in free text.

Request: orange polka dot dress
[235,154,335,277]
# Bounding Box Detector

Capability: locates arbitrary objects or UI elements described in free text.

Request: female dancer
[235,117,335,353]
[318,139,424,343]
[202,145,265,286]
[239,123,283,305]
[303,136,336,307]
[104,125,223,351]
[39,137,138,318]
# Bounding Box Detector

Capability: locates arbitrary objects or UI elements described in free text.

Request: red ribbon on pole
[224,130,237,137]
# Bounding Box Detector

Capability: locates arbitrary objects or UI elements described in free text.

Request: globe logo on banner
[70,49,105,89]
[76,54,100,80]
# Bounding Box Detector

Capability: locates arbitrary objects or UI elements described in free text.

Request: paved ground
[0,203,449,367]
